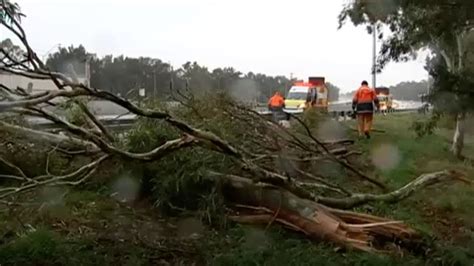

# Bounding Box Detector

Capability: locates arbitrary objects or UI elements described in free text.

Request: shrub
[123,97,234,223]
[411,113,440,138]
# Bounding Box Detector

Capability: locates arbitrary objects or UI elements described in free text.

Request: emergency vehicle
[375,87,394,111]
[284,77,329,112]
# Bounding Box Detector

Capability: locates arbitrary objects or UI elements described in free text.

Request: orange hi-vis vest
[352,85,379,114]
[268,94,284,107]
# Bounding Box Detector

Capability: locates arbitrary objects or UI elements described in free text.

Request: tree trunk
[451,113,466,158]
[221,174,419,252]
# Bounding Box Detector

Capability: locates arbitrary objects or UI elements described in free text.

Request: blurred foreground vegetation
[0,102,473,265]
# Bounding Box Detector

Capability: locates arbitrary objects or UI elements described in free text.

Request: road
[23,100,424,131]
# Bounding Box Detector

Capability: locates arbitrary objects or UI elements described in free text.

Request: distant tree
[339,0,474,158]
[389,80,429,101]
[340,80,430,101]
[46,45,88,77]
[0,38,25,66]
[326,82,340,102]
[44,46,294,103]
[180,61,213,96]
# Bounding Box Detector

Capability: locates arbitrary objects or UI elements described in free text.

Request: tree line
[340,80,430,101]
[44,45,340,103]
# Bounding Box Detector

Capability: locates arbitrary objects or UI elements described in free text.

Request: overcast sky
[6,0,428,92]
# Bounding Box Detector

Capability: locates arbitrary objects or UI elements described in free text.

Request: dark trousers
[269,106,284,122]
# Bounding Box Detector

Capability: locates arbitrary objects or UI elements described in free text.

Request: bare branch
[0,88,89,111]
[317,170,469,209]
[0,154,110,200]
[0,120,98,151]
[289,114,387,190]
[0,155,28,180]
[76,100,115,142]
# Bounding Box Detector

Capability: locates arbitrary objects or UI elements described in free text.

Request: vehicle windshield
[377,95,388,101]
[287,92,307,100]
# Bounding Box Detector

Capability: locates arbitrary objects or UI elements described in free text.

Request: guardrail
[25,107,420,132]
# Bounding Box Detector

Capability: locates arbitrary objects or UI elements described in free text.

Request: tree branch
[289,114,387,190]
[317,170,469,209]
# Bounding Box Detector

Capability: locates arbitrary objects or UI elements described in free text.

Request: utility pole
[372,24,377,89]
[84,53,95,87]
[85,58,90,87]
[288,72,294,96]
[427,72,431,95]
[168,62,174,94]
[153,69,157,99]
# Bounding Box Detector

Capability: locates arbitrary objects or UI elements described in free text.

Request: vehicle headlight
[298,103,306,109]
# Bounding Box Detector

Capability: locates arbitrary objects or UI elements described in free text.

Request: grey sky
[9,0,428,92]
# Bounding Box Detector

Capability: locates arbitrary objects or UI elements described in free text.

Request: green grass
[207,225,474,266]
[0,227,175,265]
[0,229,110,265]
[1,225,472,266]
[347,113,474,240]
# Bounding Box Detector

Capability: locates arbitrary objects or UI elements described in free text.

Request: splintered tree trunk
[451,113,466,159]
[221,175,418,252]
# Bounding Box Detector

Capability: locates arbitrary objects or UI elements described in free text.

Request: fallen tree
[0,1,470,254]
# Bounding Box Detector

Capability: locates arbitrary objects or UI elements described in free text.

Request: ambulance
[375,87,394,111]
[284,77,329,112]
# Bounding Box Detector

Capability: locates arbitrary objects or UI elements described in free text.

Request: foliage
[425,51,474,114]
[46,45,88,77]
[341,80,430,101]
[339,0,474,70]
[123,99,235,221]
[299,107,328,131]
[340,0,474,156]
[0,0,24,25]
[126,116,179,153]
[389,80,429,101]
[0,227,190,265]
[339,0,474,103]
[43,45,324,103]
[326,82,340,102]
[411,113,441,137]
[0,38,25,64]
[0,229,62,265]
[0,229,110,265]
[61,100,88,127]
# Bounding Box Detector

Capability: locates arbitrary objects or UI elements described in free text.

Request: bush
[0,229,107,265]
[0,229,60,265]
[411,113,440,138]
[0,229,156,265]
[123,98,234,223]
[62,100,89,127]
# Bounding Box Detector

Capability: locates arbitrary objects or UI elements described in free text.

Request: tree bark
[221,174,419,252]
[0,120,98,151]
[451,113,466,158]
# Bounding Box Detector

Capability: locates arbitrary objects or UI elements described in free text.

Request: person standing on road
[352,81,379,139]
[268,91,285,122]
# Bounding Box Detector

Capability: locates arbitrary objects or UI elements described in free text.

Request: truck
[284,77,329,112]
[375,87,394,111]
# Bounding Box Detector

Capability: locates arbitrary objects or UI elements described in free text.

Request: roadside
[0,113,473,265]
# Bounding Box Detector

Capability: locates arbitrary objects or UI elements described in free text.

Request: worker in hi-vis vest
[352,81,380,139]
[268,91,285,122]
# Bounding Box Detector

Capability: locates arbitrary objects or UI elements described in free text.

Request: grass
[349,114,474,245]
[0,113,473,265]
[0,189,204,265]
[207,225,474,266]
